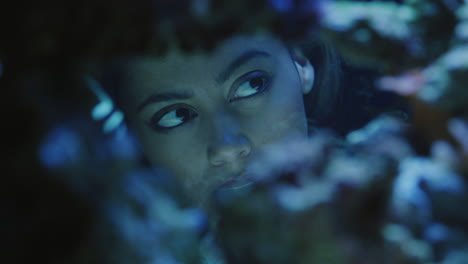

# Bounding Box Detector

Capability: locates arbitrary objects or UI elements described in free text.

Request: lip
[218,172,254,190]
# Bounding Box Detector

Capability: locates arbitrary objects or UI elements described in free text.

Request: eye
[230,71,271,102]
[149,104,198,130]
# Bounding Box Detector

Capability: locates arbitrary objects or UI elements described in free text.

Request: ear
[293,51,315,95]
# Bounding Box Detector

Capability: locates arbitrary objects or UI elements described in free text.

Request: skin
[117,34,313,206]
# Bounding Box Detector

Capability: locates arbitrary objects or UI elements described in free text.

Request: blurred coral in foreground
[4,0,468,264]
[215,116,468,264]
[213,0,468,264]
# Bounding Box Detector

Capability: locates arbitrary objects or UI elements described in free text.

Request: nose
[208,135,251,166]
[207,111,252,167]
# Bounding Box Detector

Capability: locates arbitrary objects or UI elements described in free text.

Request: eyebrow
[216,50,271,84]
[136,91,193,112]
[136,50,270,113]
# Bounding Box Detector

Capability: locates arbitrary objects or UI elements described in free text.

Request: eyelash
[229,70,272,103]
[148,70,272,131]
[148,103,198,132]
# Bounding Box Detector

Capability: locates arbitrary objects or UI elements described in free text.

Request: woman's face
[117,35,312,206]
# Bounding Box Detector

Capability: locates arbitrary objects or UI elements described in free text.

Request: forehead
[124,34,288,80]
[115,34,290,110]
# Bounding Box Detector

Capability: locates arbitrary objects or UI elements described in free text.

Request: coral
[4,1,468,264]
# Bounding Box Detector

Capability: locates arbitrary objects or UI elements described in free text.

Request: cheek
[140,132,205,176]
[263,82,308,136]
[271,107,308,135]
[134,126,215,204]
[254,105,308,144]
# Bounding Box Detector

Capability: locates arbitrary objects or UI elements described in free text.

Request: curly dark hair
[92,37,343,129]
